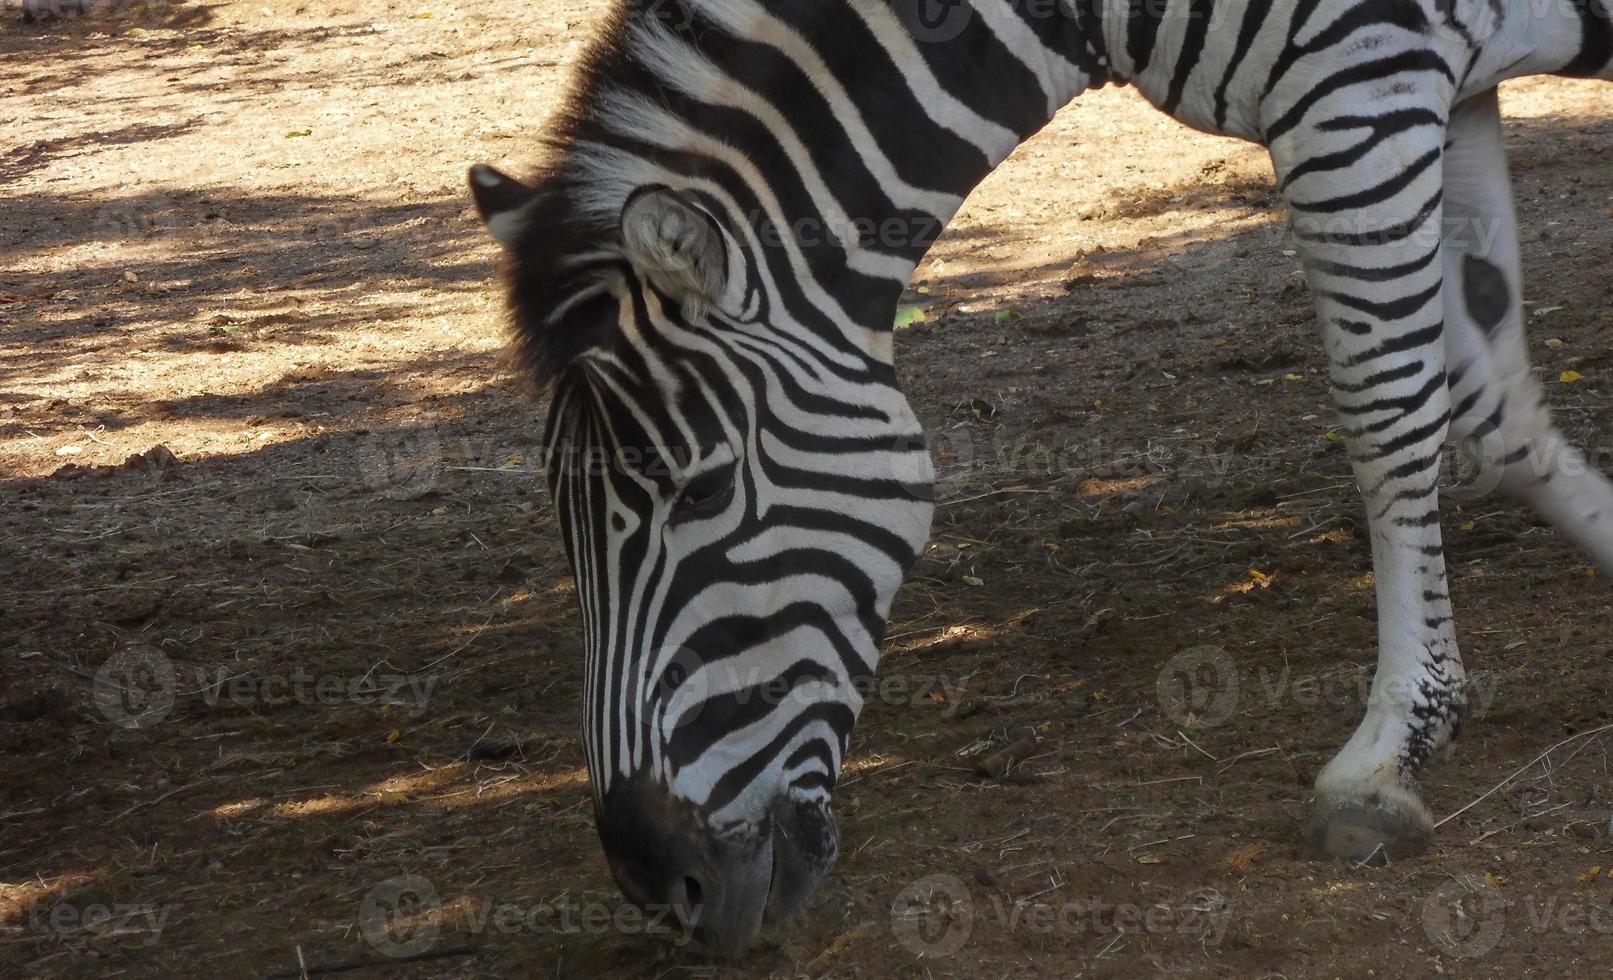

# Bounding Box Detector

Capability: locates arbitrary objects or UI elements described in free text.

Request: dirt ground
[3,2,1612,977]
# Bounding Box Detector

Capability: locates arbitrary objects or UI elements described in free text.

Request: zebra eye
[671,463,737,522]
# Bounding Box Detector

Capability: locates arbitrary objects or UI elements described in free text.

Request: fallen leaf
[1560,370,1583,384]
[285,129,312,138]
[893,305,927,330]
[1222,843,1267,872]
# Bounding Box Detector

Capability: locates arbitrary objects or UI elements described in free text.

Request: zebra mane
[499,0,706,391]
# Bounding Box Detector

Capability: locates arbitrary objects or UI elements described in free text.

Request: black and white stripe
[470,0,1612,951]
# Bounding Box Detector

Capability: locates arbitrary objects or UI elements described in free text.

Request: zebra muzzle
[598,779,839,955]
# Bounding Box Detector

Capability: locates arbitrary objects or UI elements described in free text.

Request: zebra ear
[619,186,727,309]
[469,163,539,248]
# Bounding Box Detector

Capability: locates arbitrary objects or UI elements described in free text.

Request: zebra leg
[1270,115,1464,863]
[1443,88,1613,568]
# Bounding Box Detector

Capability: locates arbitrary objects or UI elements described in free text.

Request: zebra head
[470,164,935,952]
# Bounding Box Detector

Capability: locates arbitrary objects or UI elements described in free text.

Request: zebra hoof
[1307,787,1434,865]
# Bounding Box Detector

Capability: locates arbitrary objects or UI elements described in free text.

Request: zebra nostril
[670,874,704,926]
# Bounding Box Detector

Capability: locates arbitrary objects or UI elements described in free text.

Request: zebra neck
[685,1,1123,362]
[569,2,1132,363]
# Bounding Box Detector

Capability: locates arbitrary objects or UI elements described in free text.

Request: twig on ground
[1436,722,1613,830]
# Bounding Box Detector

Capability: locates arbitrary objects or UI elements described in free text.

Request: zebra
[468,0,1613,954]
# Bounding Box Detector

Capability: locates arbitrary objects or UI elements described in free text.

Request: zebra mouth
[595,776,839,954]
[674,798,836,954]
[760,797,839,921]
[761,828,780,911]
